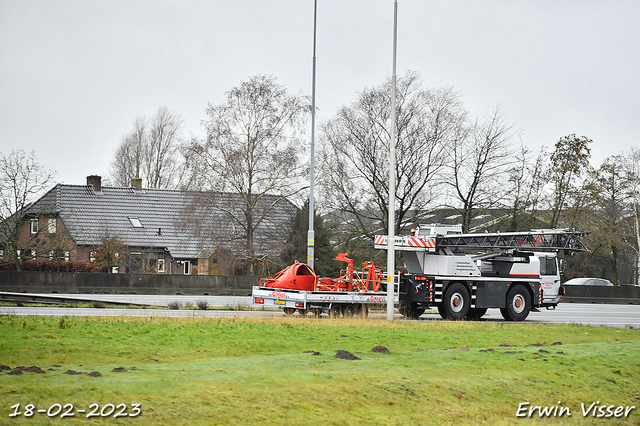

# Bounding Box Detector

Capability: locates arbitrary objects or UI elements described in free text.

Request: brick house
[4,176,297,275]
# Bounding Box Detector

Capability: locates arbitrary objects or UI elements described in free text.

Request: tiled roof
[26,184,297,259]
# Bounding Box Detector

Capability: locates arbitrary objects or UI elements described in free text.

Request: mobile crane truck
[252,225,588,321]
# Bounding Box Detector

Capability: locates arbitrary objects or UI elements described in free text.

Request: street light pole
[307,0,318,269]
[387,0,398,321]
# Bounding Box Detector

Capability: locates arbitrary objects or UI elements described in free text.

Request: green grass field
[1,315,639,425]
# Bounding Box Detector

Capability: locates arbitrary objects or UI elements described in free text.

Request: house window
[30,219,39,234]
[23,249,36,259]
[157,258,165,273]
[47,218,57,234]
[0,249,3,259]
[128,217,143,228]
[49,250,70,262]
[184,261,191,275]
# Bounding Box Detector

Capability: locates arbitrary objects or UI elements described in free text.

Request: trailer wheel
[355,304,369,318]
[311,308,323,318]
[330,304,342,319]
[466,308,487,321]
[501,285,531,321]
[344,304,357,317]
[442,283,470,320]
[297,308,309,316]
[283,307,296,316]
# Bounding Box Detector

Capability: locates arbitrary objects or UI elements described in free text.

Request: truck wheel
[442,283,470,320]
[283,307,296,316]
[501,285,531,321]
[466,308,487,321]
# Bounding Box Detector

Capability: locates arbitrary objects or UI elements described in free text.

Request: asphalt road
[1,294,639,328]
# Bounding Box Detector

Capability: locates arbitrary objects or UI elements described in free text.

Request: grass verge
[1,316,639,425]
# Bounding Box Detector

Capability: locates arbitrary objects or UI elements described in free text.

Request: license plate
[274,300,286,305]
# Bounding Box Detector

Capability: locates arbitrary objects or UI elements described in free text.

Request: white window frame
[157,258,165,273]
[30,219,39,234]
[184,260,191,275]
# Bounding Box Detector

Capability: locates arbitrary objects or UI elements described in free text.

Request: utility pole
[387,0,398,321]
[307,0,318,268]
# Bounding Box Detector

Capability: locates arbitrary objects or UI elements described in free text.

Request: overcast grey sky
[1,0,639,186]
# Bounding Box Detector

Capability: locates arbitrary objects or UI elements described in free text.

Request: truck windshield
[540,257,557,276]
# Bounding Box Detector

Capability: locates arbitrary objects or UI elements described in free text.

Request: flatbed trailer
[252,275,400,317]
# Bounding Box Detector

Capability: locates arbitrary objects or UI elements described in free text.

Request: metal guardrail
[0,292,150,306]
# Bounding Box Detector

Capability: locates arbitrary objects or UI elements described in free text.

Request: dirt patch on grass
[111,367,128,373]
[87,371,102,377]
[63,370,83,375]
[4,365,45,375]
[335,350,360,360]
[371,346,390,353]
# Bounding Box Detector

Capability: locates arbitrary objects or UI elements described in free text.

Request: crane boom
[375,228,588,253]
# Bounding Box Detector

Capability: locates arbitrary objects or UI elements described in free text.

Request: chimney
[131,177,142,191]
[87,175,102,192]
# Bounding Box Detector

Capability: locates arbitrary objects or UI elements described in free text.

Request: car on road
[563,278,614,286]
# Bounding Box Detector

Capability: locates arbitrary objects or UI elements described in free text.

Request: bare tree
[109,107,184,189]
[144,107,184,188]
[184,75,310,259]
[447,106,514,232]
[319,72,465,238]
[110,117,146,187]
[0,149,56,269]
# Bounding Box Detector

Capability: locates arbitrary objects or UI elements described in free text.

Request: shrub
[167,301,182,310]
[0,260,16,271]
[18,259,93,272]
[196,299,209,310]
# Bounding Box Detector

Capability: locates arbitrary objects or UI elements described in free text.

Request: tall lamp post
[307,0,318,269]
[387,0,398,321]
